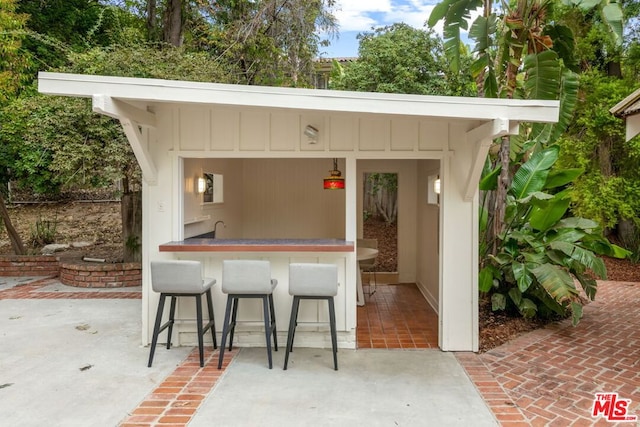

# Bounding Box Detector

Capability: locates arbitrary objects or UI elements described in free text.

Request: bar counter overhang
[159,238,355,253]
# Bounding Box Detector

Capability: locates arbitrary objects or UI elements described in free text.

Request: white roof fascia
[38,72,559,124]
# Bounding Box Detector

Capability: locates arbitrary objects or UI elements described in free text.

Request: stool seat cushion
[289,263,338,296]
[151,260,215,293]
[222,260,277,294]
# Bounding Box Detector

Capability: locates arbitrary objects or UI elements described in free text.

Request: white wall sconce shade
[197,177,206,193]
[304,125,319,143]
[427,174,440,205]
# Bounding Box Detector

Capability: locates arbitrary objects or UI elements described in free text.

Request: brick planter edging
[0,255,141,288]
[0,255,60,277]
[60,261,141,288]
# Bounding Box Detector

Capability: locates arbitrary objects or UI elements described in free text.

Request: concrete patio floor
[0,277,496,427]
[1,276,639,426]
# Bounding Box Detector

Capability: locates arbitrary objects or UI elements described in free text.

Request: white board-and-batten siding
[174,106,449,154]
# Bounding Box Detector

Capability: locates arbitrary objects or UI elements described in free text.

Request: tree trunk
[492,135,511,253]
[0,193,26,255]
[121,191,142,263]
[163,0,183,47]
[146,0,157,41]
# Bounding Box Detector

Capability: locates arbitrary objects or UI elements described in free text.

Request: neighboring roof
[315,57,358,63]
[610,87,640,117]
[38,72,559,124]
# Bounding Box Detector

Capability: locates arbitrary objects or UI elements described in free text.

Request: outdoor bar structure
[38,72,559,352]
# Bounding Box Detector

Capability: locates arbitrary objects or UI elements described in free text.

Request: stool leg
[148,294,166,367]
[218,296,234,369]
[328,296,338,370]
[166,296,177,349]
[262,296,273,369]
[196,294,205,367]
[229,297,239,350]
[289,296,301,352]
[268,293,278,351]
[283,296,300,370]
[205,289,217,349]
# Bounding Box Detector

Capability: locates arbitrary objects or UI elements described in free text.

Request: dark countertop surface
[159,239,355,252]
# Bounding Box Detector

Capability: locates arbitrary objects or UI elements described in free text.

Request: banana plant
[479,145,629,325]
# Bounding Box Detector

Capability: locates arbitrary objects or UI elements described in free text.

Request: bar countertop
[159,239,355,252]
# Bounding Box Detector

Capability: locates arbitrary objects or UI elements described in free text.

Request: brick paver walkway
[457,280,640,426]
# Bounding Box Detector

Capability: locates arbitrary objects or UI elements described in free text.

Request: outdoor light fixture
[197,177,206,193]
[304,125,319,144]
[323,158,345,190]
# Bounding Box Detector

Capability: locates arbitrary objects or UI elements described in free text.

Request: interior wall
[183,158,244,238]
[416,159,441,312]
[356,159,418,282]
[241,158,346,239]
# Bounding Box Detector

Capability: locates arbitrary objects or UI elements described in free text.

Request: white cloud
[333,0,481,38]
[334,0,438,32]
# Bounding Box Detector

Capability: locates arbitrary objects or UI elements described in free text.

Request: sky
[321,0,445,58]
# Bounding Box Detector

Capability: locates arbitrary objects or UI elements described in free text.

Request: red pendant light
[323,158,345,190]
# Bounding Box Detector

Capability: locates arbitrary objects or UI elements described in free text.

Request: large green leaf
[544,24,578,72]
[602,3,623,45]
[570,302,583,326]
[479,163,501,191]
[544,168,583,189]
[529,197,571,231]
[548,70,579,142]
[545,228,587,244]
[510,146,559,199]
[555,217,599,230]
[531,263,578,304]
[524,51,561,100]
[491,292,506,311]
[550,241,607,278]
[428,0,483,73]
[574,271,598,300]
[512,262,533,292]
[479,266,494,292]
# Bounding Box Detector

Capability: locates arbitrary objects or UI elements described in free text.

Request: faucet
[213,220,226,239]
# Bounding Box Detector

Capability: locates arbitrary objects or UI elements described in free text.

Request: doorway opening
[362,172,398,276]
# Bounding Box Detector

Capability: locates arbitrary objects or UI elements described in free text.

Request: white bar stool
[284,263,338,371]
[217,260,278,369]
[148,260,217,368]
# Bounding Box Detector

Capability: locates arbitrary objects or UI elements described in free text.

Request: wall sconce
[304,125,319,144]
[197,177,206,193]
[323,158,345,190]
[427,174,440,205]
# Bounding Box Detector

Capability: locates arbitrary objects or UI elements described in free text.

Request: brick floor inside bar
[356,283,439,349]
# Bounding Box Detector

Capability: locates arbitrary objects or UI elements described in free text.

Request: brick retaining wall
[0,255,141,288]
[0,255,60,277]
[60,261,141,288]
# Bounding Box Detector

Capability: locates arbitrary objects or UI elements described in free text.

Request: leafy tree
[16,0,139,69]
[429,0,623,253]
[557,71,640,259]
[192,0,338,86]
[364,173,398,224]
[331,23,475,96]
[0,0,32,105]
[0,0,34,254]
